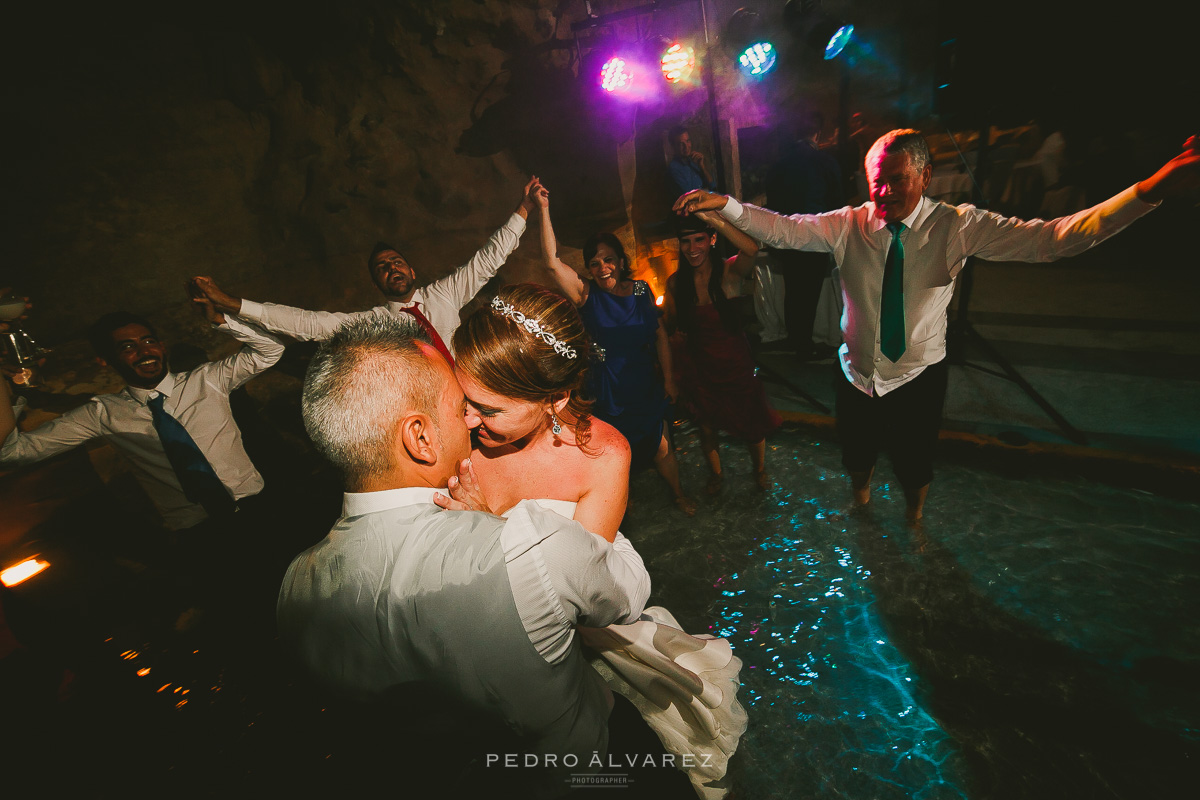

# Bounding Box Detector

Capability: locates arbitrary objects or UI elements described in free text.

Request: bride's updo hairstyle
[454,283,595,447]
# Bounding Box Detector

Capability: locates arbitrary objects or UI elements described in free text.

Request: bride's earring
[551,413,562,436]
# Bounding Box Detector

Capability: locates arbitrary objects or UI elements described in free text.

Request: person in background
[675,131,1200,522]
[764,111,846,358]
[667,125,717,195]
[0,291,283,533]
[190,177,540,363]
[532,181,696,515]
[667,213,780,494]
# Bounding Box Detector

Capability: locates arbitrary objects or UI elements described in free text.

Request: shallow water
[624,426,1199,799]
[7,425,1197,797]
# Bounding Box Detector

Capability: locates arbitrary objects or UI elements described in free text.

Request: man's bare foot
[754,469,770,491]
[852,485,870,505]
[705,472,723,495]
[674,496,697,516]
[905,506,924,525]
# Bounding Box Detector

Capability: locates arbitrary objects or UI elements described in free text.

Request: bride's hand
[433,458,495,514]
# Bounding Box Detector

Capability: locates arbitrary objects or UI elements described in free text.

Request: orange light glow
[655,295,665,306]
[1,558,50,587]
[137,668,151,676]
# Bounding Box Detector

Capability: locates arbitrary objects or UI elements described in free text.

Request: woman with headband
[436,283,746,797]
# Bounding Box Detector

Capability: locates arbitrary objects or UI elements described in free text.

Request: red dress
[680,303,781,443]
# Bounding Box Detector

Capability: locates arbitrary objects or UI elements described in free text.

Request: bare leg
[850,468,873,505]
[904,482,930,524]
[748,438,769,489]
[653,430,695,515]
[700,424,722,494]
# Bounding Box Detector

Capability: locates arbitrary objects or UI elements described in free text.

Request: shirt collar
[125,372,178,405]
[870,195,926,233]
[384,288,425,313]
[341,486,441,518]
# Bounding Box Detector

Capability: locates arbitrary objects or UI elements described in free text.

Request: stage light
[784,0,855,61]
[660,42,695,83]
[822,24,854,60]
[737,41,776,77]
[725,9,777,79]
[600,56,634,93]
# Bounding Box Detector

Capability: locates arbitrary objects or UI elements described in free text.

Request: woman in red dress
[667,212,780,493]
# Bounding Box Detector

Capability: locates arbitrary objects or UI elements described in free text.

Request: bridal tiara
[490,296,577,359]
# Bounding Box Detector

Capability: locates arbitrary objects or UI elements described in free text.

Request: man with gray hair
[675,130,1200,521]
[276,315,655,794]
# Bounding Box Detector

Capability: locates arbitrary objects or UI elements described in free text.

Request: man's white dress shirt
[239,212,527,352]
[336,488,651,664]
[1,316,284,529]
[720,186,1158,396]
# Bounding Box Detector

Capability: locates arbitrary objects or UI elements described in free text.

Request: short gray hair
[866,129,933,174]
[302,315,440,488]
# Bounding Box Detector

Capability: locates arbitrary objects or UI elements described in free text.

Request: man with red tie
[191,177,539,364]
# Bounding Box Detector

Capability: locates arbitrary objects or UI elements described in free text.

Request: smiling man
[191,178,539,364]
[674,129,1200,521]
[0,300,284,530]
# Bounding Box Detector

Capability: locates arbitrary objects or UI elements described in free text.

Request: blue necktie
[148,393,236,517]
[880,222,907,362]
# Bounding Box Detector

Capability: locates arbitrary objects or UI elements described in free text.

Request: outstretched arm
[1135,135,1200,204]
[532,181,588,306]
[191,275,363,341]
[673,190,730,216]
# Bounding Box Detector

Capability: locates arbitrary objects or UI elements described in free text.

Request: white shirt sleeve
[0,400,105,466]
[238,299,374,342]
[422,212,527,311]
[501,501,650,664]
[206,315,287,390]
[958,184,1158,264]
[724,200,848,254]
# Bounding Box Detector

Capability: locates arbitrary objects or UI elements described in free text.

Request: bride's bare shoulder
[585,417,631,467]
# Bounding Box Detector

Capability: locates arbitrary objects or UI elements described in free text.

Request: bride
[434,283,746,799]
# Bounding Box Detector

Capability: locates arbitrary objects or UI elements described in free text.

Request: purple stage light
[600,56,634,93]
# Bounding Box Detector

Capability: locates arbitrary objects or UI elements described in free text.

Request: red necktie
[399,303,454,366]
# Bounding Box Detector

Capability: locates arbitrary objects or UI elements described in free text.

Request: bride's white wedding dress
[508,499,748,799]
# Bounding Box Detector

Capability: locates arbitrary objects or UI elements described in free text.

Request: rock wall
[7,0,579,352]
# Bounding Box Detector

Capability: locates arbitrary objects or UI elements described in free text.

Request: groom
[277,316,676,795]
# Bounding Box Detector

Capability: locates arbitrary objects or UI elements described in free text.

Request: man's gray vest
[277,502,611,760]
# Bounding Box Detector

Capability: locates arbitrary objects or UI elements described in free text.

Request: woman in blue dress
[532,181,695,515]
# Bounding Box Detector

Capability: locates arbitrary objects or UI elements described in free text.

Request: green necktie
[880,221,907,362]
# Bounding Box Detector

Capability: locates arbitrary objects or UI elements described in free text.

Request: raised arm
[697,209,760,295]
[1135,135,1200,204]
[532,181,587,306]
[191,275,362,342]
[202,314,286,391]
[424,177,536,310]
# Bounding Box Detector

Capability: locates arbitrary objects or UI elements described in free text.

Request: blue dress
[580,281,668,458]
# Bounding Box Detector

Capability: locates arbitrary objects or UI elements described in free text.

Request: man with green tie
[674,130,1200,521]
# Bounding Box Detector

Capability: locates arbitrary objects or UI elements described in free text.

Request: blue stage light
[737,41,776,78]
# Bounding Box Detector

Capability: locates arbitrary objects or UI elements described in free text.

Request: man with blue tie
[675,130,1200,521]
[0,295,284,532]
